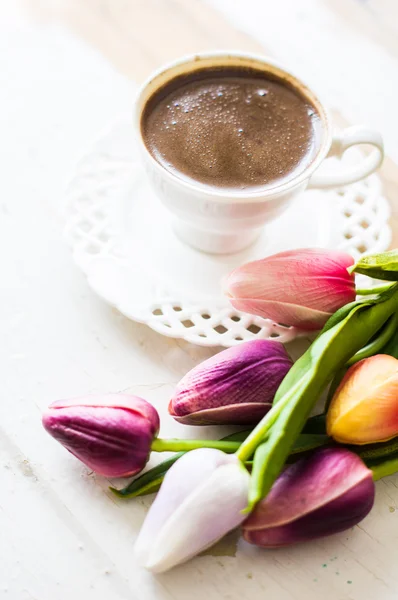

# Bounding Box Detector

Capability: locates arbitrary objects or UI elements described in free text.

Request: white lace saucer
[64,116,391,347]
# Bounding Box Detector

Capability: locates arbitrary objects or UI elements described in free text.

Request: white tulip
[134,448,250,572]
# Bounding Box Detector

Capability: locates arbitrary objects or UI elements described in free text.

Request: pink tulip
[42,394,160,478]
[225,248,356,330]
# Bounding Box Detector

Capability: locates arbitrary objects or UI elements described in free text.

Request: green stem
[235,374,310,462]
[111,433,330,499]
[114,435,398,499]
[151,437,240,453]
[370,457,398,481]
[153,419,331,457]
[346,313,397,366]
[356,283,394,296]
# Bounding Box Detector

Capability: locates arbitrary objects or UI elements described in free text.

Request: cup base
[172,220,262,254]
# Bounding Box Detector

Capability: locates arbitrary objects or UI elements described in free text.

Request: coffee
[141,67,321,191]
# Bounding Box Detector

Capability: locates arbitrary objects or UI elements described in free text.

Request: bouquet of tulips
[43,248,398,572]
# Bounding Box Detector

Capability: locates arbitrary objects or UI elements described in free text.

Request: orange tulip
[327,354,398,444]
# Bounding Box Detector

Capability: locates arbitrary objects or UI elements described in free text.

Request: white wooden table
[2,1,398,598]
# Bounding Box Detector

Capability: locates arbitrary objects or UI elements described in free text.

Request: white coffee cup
[134,51,384,254]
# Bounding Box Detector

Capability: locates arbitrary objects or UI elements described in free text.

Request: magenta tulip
[169,340,292,425]
[42,394,160,478]
[225,248,356,330]
[243,448,374,547]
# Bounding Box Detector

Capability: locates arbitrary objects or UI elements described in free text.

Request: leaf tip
[109,486,124,498]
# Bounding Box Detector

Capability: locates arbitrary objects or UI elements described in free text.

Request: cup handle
[308,125,384,189]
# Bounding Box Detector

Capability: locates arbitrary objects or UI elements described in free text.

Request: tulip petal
[169,340,292,425]
[135,449,249,572]
[49,394,159,427]
[135,449,230,567]
[244,448,369,529]
[226,248,355,309]
[243,448,374,547]
[327,355,398,444]
[229,298,331,330]
[244,477,374,547]
[170,402,272,425]
[42,394,159,478]
[225,248,356,329]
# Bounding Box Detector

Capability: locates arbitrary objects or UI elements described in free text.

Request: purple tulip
[243,448,375,547]
[168,340,293,425]
[42,394,160,478]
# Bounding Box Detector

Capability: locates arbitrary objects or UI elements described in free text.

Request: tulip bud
[42,394,159,478]
[168,340,292,425]
[134,448,250,572]
[243,448,374,547]
[225,248,356,330]
[327,354,398,444]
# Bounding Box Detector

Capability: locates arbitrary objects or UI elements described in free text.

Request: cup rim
[134,50,332,203]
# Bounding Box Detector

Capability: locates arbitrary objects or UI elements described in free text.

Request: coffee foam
[142,67,321,190]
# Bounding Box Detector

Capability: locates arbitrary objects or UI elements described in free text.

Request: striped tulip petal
[225,248,356,330]
[169,340,292,425]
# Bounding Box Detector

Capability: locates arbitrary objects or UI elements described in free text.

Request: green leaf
[290,433,330,454]
[345,313,397,366]
[245,283,398,510]
[109,452,185,498]
[248,432,331,509]
[355,437,398,462]
[319,300,367,334]
[368,454,398,481]
[379,316,398,358]
[350,250,398,281]
[326,312,398,411]
[325,366,347,411]
[111,476,165,498]
[318,283,397,337]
